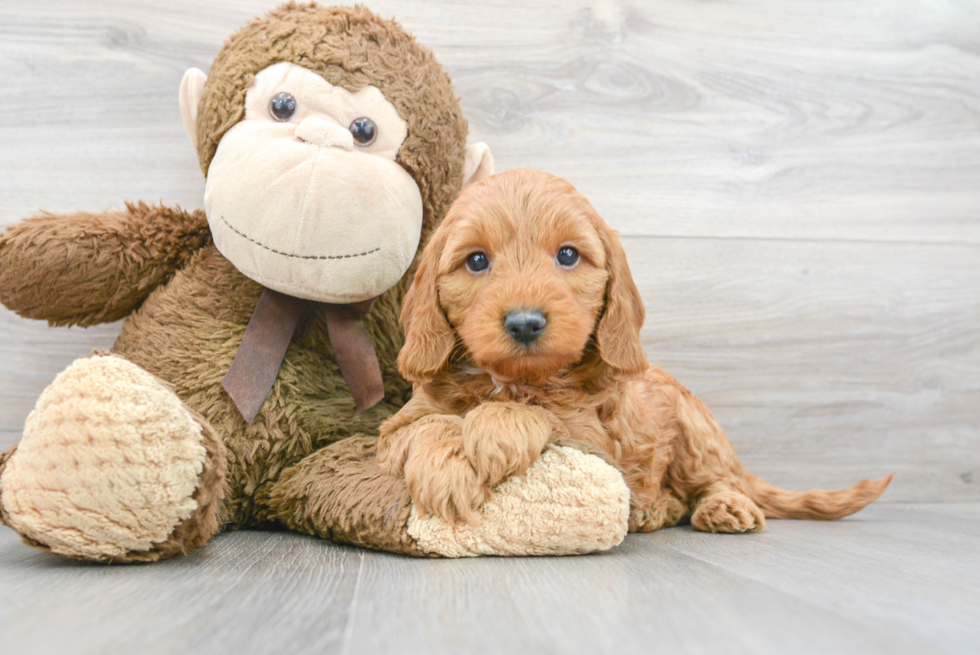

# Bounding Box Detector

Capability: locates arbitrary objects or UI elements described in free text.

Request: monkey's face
[203,62,423,303]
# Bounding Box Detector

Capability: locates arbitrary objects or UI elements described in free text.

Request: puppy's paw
[378,415,463,477]
[403,434,487,524]
[630,491,688,532]
[461,402,551,486]
[691,491,766,533]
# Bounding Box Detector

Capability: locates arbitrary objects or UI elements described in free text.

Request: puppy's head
[399,169,646,384]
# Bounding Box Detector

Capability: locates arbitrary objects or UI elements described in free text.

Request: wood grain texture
[629,237,980,502]
[2,503,978,654]
[0,0,978,504]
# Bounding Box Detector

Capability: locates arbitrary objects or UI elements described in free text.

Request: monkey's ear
[462,143,494,188]
[595,224,648,377]
[398,231,456,383]
[179,68,208,149]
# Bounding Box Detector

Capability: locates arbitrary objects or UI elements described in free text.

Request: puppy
[379,169,893,532]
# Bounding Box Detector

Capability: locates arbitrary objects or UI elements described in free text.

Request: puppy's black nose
[504,309,547,345]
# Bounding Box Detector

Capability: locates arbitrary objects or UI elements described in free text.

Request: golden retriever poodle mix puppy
[378,168,893,533]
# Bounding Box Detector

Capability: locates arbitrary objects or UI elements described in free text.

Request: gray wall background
[1,0,977,502]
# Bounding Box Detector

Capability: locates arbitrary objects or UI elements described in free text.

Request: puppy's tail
[743,471,895,520]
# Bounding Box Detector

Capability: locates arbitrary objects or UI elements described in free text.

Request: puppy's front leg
[462,402,563,488]
[379,398,487,524]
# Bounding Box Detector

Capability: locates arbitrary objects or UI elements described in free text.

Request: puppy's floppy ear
[399,229,456,383]
[595,224,648,377]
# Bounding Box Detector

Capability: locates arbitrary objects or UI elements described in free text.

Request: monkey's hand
[0,202,210,326]
[461,402,564,488]
[376,395,630,552]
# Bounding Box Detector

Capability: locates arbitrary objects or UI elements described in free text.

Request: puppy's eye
[269,93,297,122]
[465,251,490,273]
[556,246,580,268]
[349,117,377,146]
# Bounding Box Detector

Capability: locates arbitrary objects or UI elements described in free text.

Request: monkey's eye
[465,251,490,273]
[269,93,297,122]
[350,117,377,146]
[556,246,580,268]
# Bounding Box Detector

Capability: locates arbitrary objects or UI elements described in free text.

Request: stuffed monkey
[0,4,628,561]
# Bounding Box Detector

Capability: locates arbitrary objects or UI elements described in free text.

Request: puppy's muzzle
[504,309,547,346]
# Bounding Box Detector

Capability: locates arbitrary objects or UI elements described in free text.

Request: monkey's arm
[267,426,631,558]
[0,202,211,326]
[269,391,630,555]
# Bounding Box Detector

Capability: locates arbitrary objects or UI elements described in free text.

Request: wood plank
[346,540,923,655]
[3,503,978,654]
[0,529,360,654]
[1,0,977,243]
[626,236,980,503]
[652,505,980,649]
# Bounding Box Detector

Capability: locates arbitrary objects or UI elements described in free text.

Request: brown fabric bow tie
[221,288,385,425]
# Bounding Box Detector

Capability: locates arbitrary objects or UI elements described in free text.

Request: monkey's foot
[407,445,630,557]
[0,355,226,562]
[691,490,766,533]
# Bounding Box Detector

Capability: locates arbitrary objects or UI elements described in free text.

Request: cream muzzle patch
[204,62,423,303]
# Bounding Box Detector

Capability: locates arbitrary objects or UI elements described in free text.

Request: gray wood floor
[2,503,978,655]
[1,1,978,653]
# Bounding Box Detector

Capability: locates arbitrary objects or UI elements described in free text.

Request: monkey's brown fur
[380,169,893,532]
[196,2,468,250]
[0,3,470,560]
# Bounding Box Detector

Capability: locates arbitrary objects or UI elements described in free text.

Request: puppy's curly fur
[379,169,893,532]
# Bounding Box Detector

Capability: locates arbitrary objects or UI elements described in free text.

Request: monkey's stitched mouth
[219,215,380,260]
